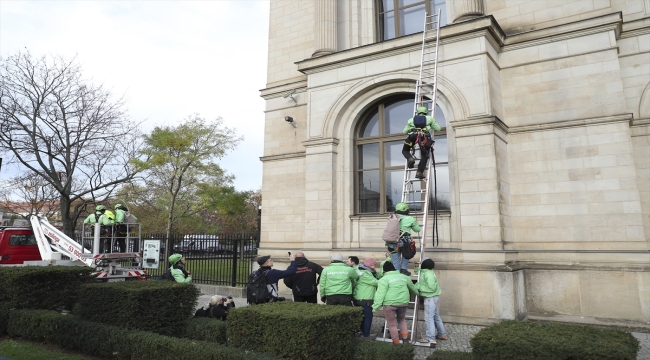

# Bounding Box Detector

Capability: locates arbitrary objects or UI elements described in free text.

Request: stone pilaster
[452,0,485,23]
[302,138,339,248]
[312,0,337,57]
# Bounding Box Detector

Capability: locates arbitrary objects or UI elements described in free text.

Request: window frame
[375,0,447,41]
[354,94,448,215]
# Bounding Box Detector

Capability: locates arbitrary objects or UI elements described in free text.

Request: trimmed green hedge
[0,266,93,311]
[427,350,473,360]
[0,310,9,334]
[74,280,200,336]
[183,317,228,344]
[5,309,276,360]
[228,302,363,360]
[470,320,639,360]
[354,338,414,360]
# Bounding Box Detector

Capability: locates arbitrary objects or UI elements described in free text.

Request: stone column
[453,0,485,23]
[313,0,337,57]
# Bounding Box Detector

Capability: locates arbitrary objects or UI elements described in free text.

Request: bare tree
[0,171,61,223]
[0,51,141,235]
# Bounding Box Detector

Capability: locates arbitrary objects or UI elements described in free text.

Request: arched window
[355,95,450,214]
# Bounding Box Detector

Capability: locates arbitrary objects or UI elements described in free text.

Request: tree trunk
[164,195,176,269]
[59,195,74,237]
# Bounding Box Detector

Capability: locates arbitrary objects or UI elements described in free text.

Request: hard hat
[115,204,123,209]
[416,106,428,114]
[96,205,106,211]
[169,253,182,265]
[395,203,409,212]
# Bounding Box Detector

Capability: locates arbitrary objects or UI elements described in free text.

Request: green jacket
[320,262,358,296]
[372,270,419,312]
[115,209,137,223]
[353,266,378,301]
[403,115,441,134]
[399,214,421,234]
[414,267,441,297]
[83,212,113,225]
[171,266,192,283]
[376,257,392,279]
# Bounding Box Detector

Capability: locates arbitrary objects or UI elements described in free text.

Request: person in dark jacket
[283,251,323,303]
[253,254,296,303]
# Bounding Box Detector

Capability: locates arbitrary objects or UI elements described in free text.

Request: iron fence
[144,233,259,287]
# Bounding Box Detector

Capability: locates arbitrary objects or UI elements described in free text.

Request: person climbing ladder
[402,106,441,179]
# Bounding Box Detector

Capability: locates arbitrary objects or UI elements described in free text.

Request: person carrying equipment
[402,106,441,179]
[386,203,420,276]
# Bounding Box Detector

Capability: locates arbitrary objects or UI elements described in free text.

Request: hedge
[182,317,228,344]
[228,302,363,360]
[73,280,200,336]
[354,338,414,360]
[0,266,93,311]
[470,320,639,360]
[5,309,276,360]
[427,350,474,360]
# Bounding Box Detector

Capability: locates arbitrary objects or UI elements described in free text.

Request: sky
[0,0,269,192]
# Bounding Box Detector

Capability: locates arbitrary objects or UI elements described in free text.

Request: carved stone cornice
[508,114,632,134]
[259,152,306,163]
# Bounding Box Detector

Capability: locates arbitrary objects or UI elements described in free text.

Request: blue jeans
[424,296,445,340]
[390,251,409,272]
[360,304,373,337]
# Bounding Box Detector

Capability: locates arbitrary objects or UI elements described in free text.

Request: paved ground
[196,295,650,360]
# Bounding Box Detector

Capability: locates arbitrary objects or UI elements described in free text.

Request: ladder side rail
[414,11,429,114]
[34,216,95,267]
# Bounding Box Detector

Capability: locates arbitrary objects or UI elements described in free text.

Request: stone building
[259,0,650,327]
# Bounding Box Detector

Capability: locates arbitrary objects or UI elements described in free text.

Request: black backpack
[400,238,417,260]
[413,115,427,129]
[246,269,271,304]
[158,268,175,281]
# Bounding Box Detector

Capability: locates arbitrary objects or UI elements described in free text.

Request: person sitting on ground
[387,203,420,276]
[373,261,419,345]
[320,253,359,306]
[402,105,441,179]
[353,257,379,340]
[415,258,447,344]
[168,254,192,283]
[283,251,323,303]
[252,254,296,303]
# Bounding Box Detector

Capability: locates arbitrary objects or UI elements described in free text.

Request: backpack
[400,237,417,260]
[246,269,271,304]
[413,115,427,129]
[158,268,175,281]
[123,211,137,224]
[382,214,402,244]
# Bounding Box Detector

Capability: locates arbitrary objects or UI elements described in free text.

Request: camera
[269,296,286,303]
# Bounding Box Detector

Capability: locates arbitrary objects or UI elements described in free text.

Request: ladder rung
[406,200,426,203]
[404,190,427,193]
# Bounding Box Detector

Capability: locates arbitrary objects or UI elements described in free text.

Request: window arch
[355,94,450,214]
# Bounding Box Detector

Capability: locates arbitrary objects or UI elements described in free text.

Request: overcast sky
[0,0,269,192]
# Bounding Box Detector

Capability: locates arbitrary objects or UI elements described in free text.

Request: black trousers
[294,293,318,303]
[402,132,433,172]
[326,294,353,306]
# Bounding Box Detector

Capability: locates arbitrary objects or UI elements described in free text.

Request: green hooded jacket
[414,267,441,297]
[372,270,419,312]
[403,115,441,134]
[353,266,378,301]
[376,257,392,279]
[115,207,137,223]
[399,214,421,234]
[169,254,192,283]
[320,262,358,296]
[83,211,103,224]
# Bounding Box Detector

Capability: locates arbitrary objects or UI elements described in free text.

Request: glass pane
[358,143,379,169]
[359,170,381,213]
[399,0,424,7]
[434,104,446,128]
[384,98,413,134]
[382,11,395,40]
[385,169,405,212]
[432,135,447,163]
[385,140,405,167]
[430,165,450,210]
[360,108,379,137]
[430,0,447,27]
[399,4,425,36]
[380,0,394,12]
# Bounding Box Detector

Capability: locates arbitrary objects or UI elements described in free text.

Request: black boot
[407,157,416,169]
[415,171,425,179]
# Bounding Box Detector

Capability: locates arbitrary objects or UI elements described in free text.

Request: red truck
[0,227,42,264]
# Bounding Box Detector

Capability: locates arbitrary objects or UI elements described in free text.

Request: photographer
[250,254,296,304]
[210,295,235,321]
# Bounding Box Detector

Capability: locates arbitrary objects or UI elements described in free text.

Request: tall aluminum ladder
[376,9,442,347]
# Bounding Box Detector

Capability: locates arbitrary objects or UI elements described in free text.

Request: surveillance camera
[284,116,293,123]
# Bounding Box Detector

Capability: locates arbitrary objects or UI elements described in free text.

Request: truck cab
[0,227,42,264]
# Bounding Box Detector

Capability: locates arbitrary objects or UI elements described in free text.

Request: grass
[0,338,100,360]
[143,255,255,286]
